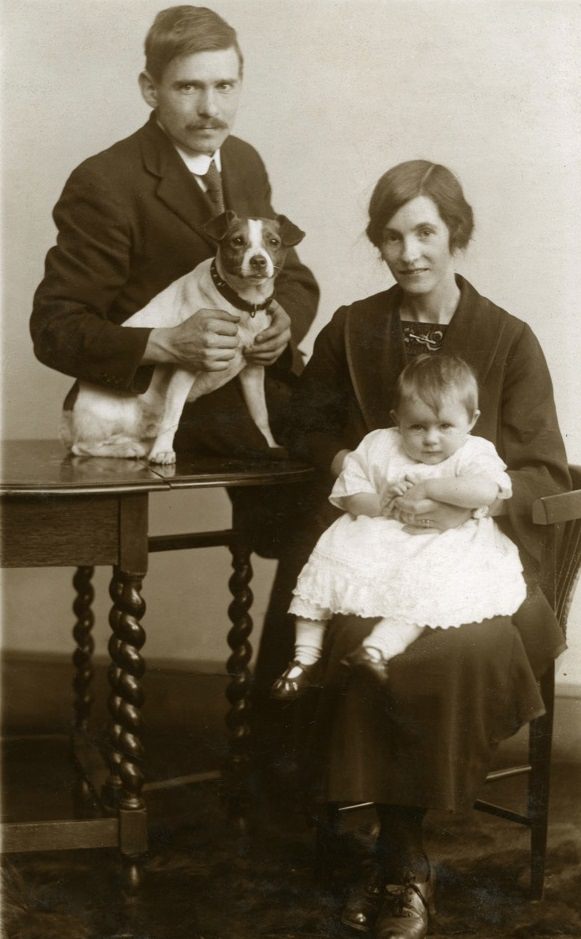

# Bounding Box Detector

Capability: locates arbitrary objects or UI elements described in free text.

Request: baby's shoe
[271,660,320,702]
[341,646,390,687]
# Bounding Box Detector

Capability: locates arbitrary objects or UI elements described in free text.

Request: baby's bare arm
[340,492,382,517]
[420,475,500,509]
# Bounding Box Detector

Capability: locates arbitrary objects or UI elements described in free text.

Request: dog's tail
[59,382,79,448]
[59,411,73,448]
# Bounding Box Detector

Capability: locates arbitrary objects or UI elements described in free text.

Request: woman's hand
[393,491,471,534]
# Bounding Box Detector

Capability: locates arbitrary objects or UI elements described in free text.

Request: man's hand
[244,299,291,366]
[143,308,241,371]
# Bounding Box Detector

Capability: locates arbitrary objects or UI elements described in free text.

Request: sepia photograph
[1,1,580,936]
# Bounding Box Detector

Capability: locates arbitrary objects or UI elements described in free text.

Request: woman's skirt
[254,489,566,811]
[302,603,559,812]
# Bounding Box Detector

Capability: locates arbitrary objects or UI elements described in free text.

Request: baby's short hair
[394,353,479,417]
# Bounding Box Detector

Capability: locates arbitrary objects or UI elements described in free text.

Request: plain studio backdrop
[1,1,580,698]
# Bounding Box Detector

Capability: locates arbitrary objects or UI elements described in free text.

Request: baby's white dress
[289,428,526,630]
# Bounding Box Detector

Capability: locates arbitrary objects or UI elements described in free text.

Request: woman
[265,161,570,938]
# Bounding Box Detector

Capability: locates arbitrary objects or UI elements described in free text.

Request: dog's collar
[210,260,274,316]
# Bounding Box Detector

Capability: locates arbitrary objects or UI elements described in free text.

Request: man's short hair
[145,5,243,82]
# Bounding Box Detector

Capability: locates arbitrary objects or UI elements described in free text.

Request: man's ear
[275,215,305,247]
[139,71,158,109]
[204,210,238,241]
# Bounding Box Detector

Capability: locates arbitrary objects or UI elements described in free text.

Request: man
[30,5,318,458]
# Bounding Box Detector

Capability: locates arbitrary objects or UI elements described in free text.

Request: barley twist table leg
[72,565,95,731]
[225,539,254,827]
[111,571,146,810]
[103,572,124,806]
[107,566,147,889]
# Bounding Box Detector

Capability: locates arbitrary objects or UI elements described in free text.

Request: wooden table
[0,440,312,884]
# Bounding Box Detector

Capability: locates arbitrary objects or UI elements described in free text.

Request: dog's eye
[268,237,281,247]
[231,236,245,247]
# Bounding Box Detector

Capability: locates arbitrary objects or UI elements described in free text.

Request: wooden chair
[473,464,581,898]
[316,466,581,899]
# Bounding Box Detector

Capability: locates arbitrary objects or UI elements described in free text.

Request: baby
[272,353,526,699]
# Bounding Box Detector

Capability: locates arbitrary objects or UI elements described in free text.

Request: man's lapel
[140,114,216,246]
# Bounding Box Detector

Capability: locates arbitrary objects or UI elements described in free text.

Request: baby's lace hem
[289,565,526,631]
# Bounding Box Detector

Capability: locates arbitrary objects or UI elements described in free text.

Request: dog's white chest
[237,308,271,348]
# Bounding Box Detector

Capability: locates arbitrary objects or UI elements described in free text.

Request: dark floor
[2,660,581,939]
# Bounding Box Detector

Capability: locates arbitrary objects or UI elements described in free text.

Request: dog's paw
[71,441,147,459]
[122,443,149,458]
[148,449,177,465]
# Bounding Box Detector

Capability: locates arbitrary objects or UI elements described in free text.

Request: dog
[61,211,305,464]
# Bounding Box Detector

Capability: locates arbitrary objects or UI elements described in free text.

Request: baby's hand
[381,479,413,515]
[400,479,429,505]
[387,479,413,498]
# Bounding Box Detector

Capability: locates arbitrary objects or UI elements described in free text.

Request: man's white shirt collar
[155,118,222,181]
[174,146,222,176]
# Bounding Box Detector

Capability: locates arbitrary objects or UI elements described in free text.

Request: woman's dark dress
[268,275,570,811]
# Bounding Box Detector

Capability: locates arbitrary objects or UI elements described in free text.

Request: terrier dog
[61,211,305,463]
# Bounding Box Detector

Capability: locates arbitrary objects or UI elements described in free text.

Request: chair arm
[532,466,581,525]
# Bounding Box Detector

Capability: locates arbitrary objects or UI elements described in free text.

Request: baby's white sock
[294,618,327,665]
[362,620,424,661]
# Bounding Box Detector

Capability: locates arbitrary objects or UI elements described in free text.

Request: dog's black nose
[250,254,268,270]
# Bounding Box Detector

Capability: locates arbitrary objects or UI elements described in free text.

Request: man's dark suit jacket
[30,113,319,428]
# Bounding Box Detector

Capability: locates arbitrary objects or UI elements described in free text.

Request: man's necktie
[203,159,225,215]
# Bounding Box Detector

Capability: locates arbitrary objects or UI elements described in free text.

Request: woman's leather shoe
[341,646,390,687]
[271,660,319,701]
[375,875,434,939]
[340,863,384,933]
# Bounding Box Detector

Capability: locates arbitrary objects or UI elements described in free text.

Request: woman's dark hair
[145,5,243,82]
[394,353,479,419]
[366,160,474,252]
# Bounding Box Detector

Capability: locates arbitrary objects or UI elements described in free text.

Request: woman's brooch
[403,327,445,351]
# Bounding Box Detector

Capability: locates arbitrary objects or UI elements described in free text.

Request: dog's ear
[204,210,238,241]
[275,214,305,247]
